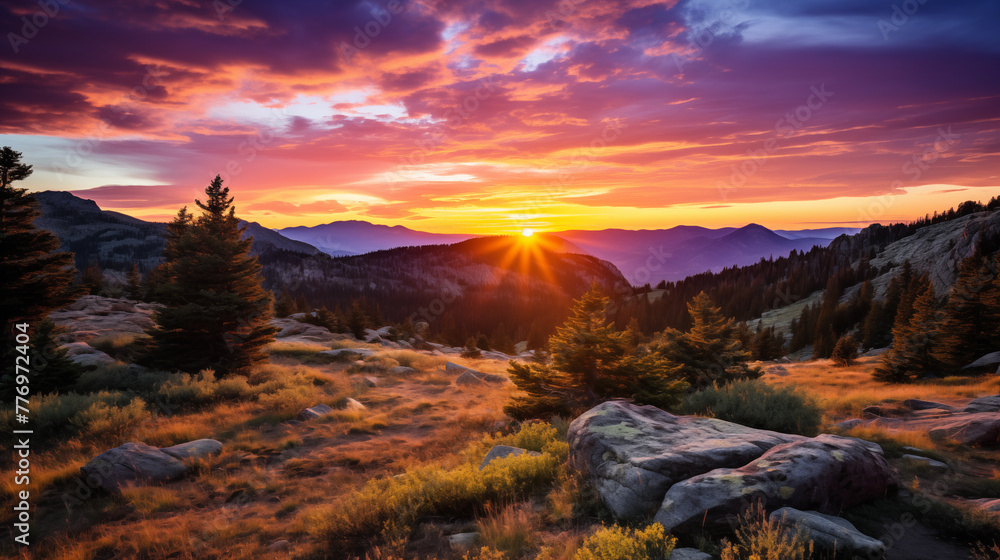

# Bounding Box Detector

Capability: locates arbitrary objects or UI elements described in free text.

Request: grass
[476,503,541,558]
[762,356,1000,418]
[679,379,822,436]
[122,486,181,515]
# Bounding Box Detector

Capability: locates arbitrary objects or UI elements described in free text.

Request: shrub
[678,379,821,436]
[572,523,675,560]
[72,397,151,442]
[476,503,540,559]
[306,423,564,552]
[831,335,859,366]
[9,391,132,438]
[721,502,814,560]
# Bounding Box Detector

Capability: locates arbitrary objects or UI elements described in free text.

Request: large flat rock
[654,435,898,532]
[80,442,188,492]
[568,401,804,518]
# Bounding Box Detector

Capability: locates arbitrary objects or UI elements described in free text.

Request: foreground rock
[60,342,117,368]
[964,395,1000,414]
[298,404,335,421]
[568,401,804,518]
[447,362,508,386]
[771,507,885,558]
[903,399,954,412]
[925,413,1000,446]
[80,439,222,492]
[670,549,712,560]
[479,445,541,470]
[654,435,898,531]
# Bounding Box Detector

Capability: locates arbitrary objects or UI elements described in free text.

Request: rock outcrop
[654,435,898,531]
[50,295,159,342]
[80,439,222,492]
[447,362,508,386]
[770,507,885,558]
[964,394,1000,414]
[568,401,804,518]
[270,318,340,344]
[60,342,117,368]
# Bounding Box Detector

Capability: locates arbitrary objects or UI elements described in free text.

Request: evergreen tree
[273,286,295,318]
[831,334,859,366]
[932,253,1000,372]
[752,325,785,361]
[146,176,276,376]
[491,322,515,354]
[0,147,78,361]
[505,285,686,420]
[346,300,369,339]
[651,292,759,390]
[126,263,142,300]
[874,282,941,383]
[461,337,482,359]
[81,262,104,295]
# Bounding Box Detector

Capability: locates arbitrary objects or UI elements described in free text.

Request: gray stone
[455,370,485,386]
[901,454,949,472]
[80,442,188,492]
[160,439,223,461]
[448,532,479,552]
[835,419,866,430]
[654,435,899,531]
[964,351,1000,369]
[388,366,417,375]
[568,401,804,518]
[770,507,885,557]
[320,347,376,358]
[670,548,712,560]
[970,498,1000,514]
[903,399,954,412]
[61,342,117,368]
[445,361,470,373]
[267,540,291,551]
[340,398,366,411]
[479,445,541,470]
[298,404,335,420]
[926,412,1000,446]
[964,395,1000,414]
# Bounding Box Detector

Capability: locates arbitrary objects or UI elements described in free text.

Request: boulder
[964,395,1000,414]
[388,366,417,375]
[448,532,479,552]
[298,404,335,420]
[340,398,366,411]
[670,549,712,560]
[60,342,117,368]
[963,351,1000,369]
[970,498,1000,514]
[479,445,541,470]
[455,371,485,386]
[160,439,223,461]
[903,399,954,412]
[319,348,376,358]
[926,413,1000,446]
[901,454,949,472]
[354,376,379,388]
[269,318,338,344]
[568,401,804,518]
[653,435,898,532]
[835,419,866,430]
[770,507,885,558]
[50,296,158,342]
[445,361,469,373]
[80,442,188,492]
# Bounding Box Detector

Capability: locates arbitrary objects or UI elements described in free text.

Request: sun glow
[522,228,534,237]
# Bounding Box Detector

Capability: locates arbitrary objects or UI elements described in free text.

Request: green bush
[71,397,151,442]
[678,379,821,436]
[572,523,675,560]
[307,422,565,549]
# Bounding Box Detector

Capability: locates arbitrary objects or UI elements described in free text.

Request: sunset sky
[2,0,999,234]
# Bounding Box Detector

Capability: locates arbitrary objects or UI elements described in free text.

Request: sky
[1,0,999,234]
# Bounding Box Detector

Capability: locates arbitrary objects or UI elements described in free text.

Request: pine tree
[346,300,369,340]
[932,253,1000,372]
[461,337,482,359]
[146,176,276,376]
[126,263,142,300]
[0,147,78,357]
[273,286,295,318]
[875,282,941,383]
[505,285,686,420]
[831,334,859,366]
[651,292,759,390]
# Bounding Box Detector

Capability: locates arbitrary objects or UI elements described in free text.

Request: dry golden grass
[762,356,1000,418]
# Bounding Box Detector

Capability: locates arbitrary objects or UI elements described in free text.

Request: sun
[521,228,534,238]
